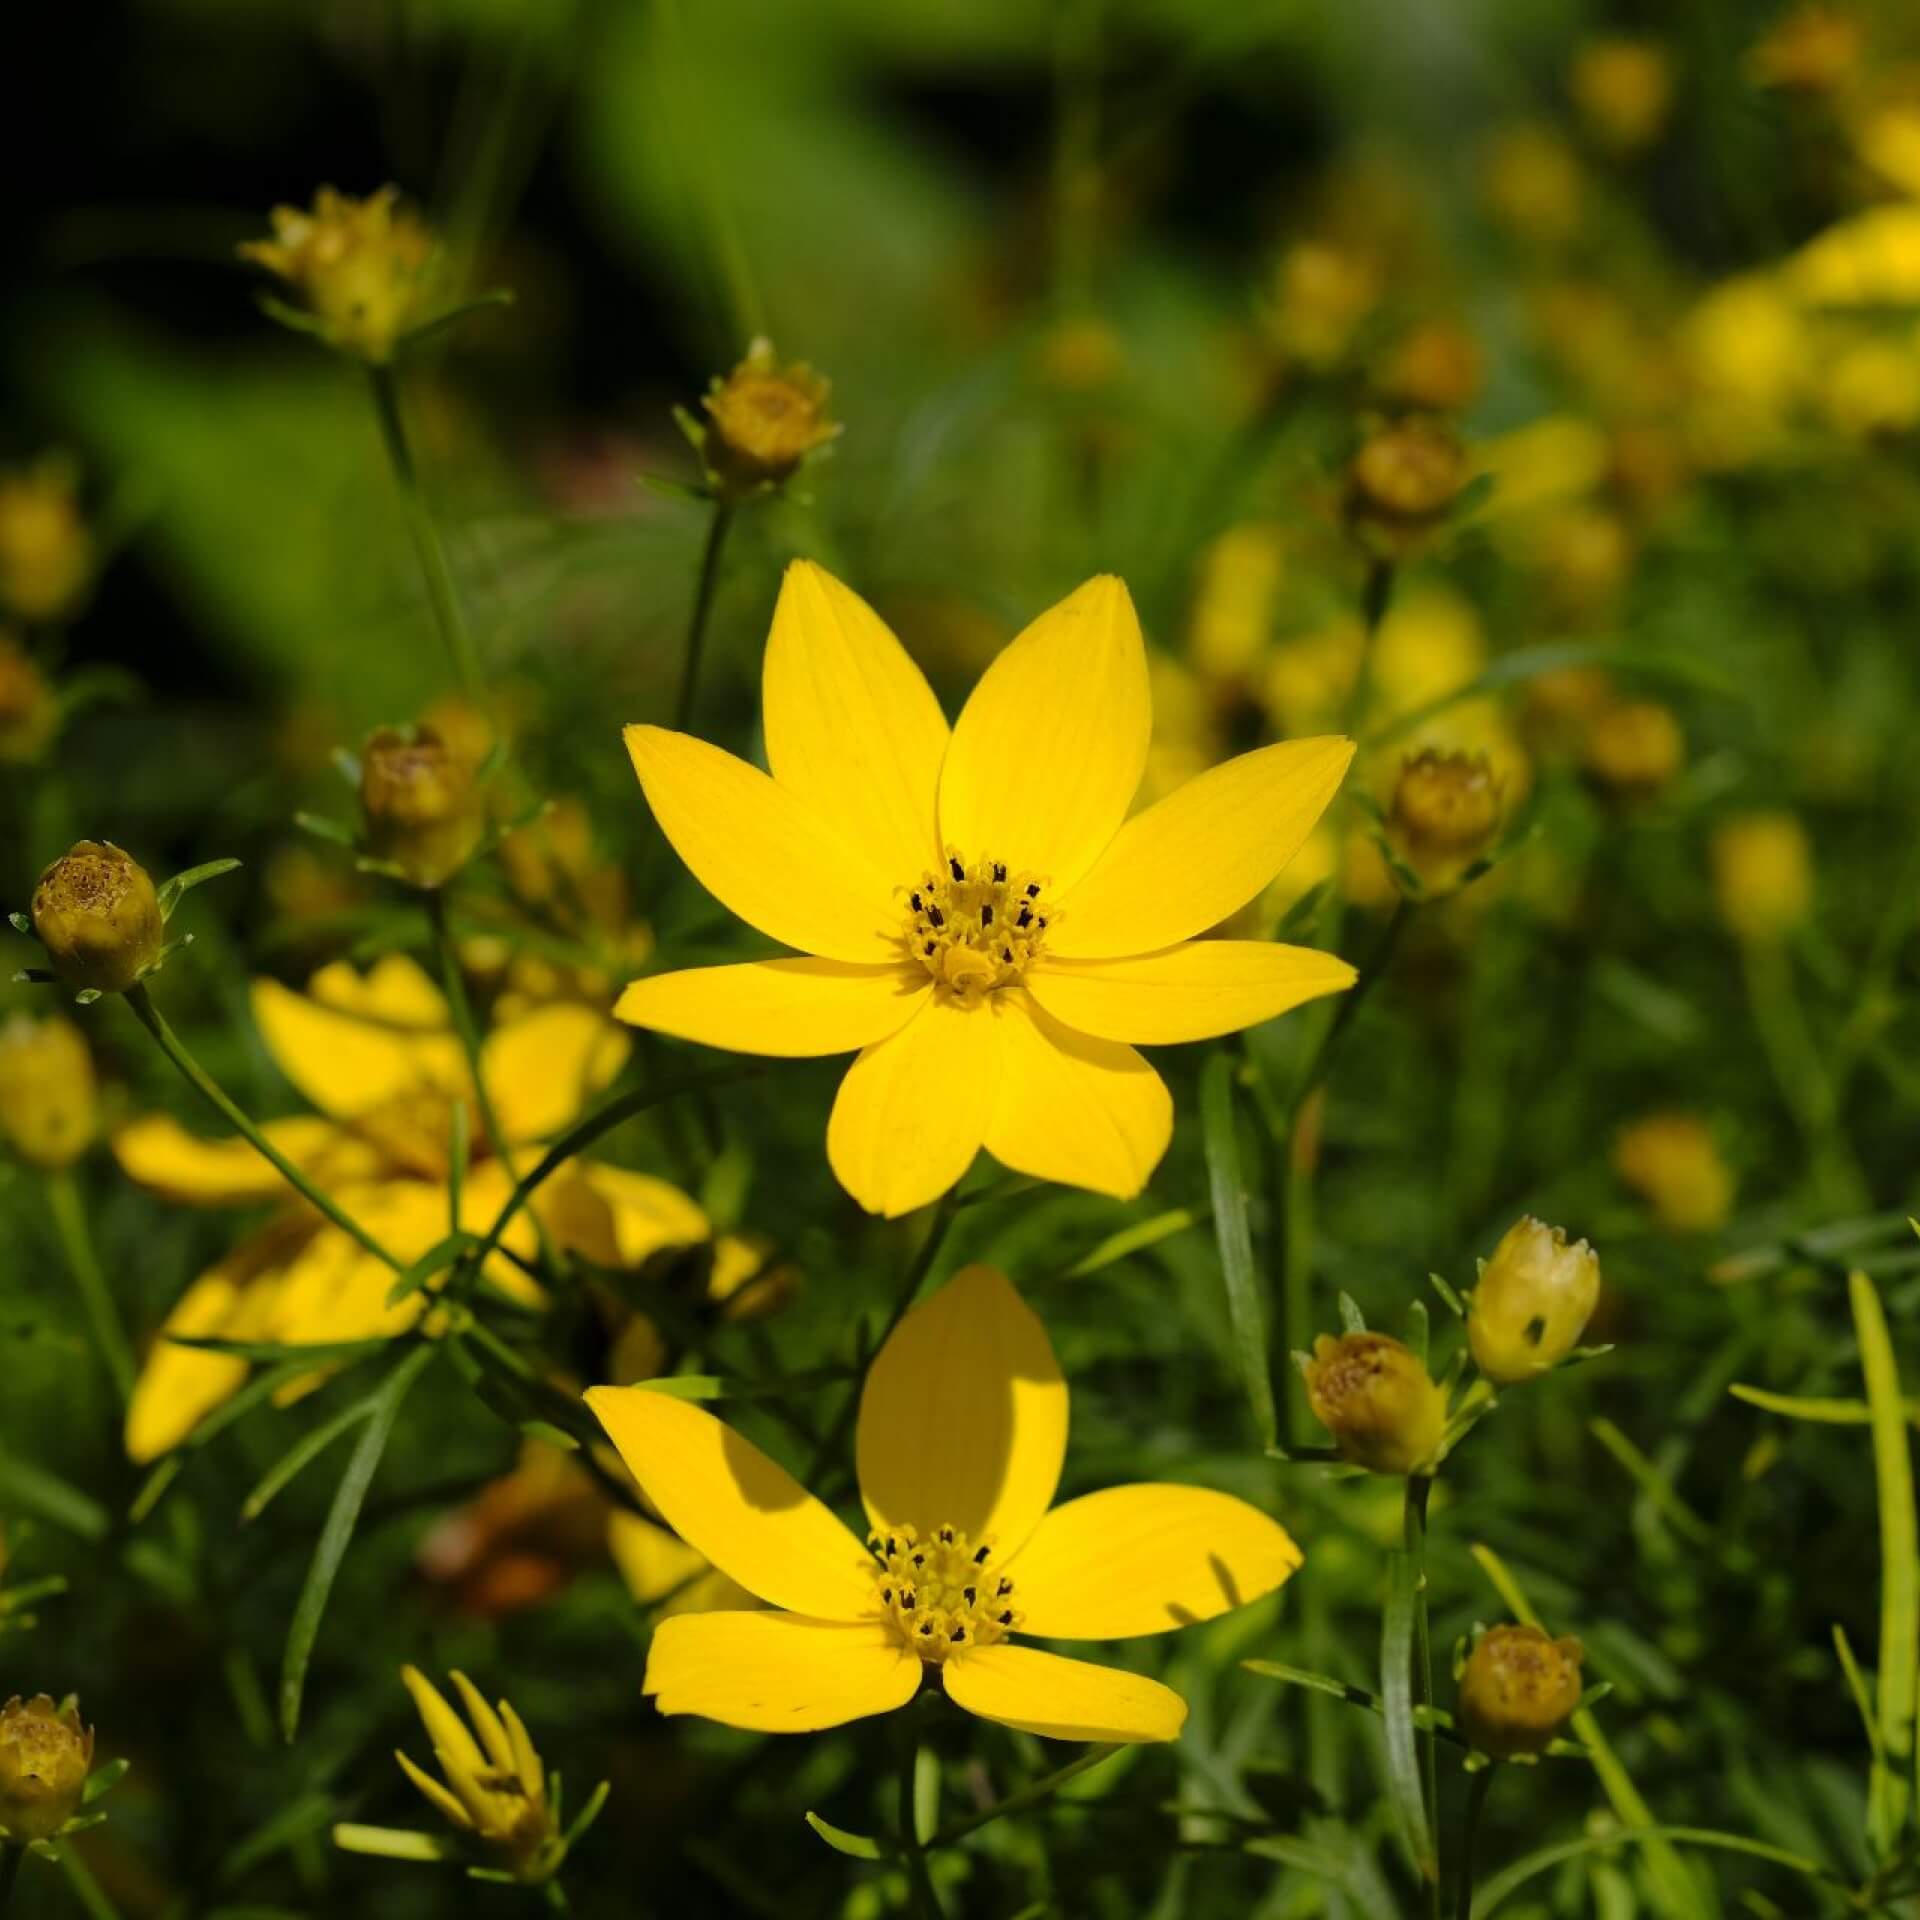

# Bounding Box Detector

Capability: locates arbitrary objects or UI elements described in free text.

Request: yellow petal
[644,1611,921,1733]
[857,1264,1067,1557]
[480,1003,630,1143]
[449,1671,518,1777]
[826,995,995,1217]
[939,577,1150,893]
[252,973,464,1122]
[1026,941,1354,1046]
[498,1698,544,1804]
[396,1748,475,1831]
[1048,737,1354,958]
[607,1511,761,1617]
[943,1643,1187,1742]
[616,959,928,1058]
[457,1161,548,1305]
[983,992,1171,1199]
[762,561,949,881]
[585,1384,872,1619]
[402,1666,488,1778]
[625,725,896,964]
[541,1161,709,1270]
[113,1112,377,1206]
[310,953,449,1027]
[1006,1483,1303,1639]
[265,1183,442,1355]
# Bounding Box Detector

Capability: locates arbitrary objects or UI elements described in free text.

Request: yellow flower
[588,1265,1301,1740]
[1614,1111,1734,1233]
[1468,1217,1601,1385]
[359,724,485,890]
[1385,749,1504,895]
[1580,698,1684,798]
[1569,38,1674,154]
[0,1694,93,1843]
[396,1668,559,1880]
[0,1014,98,1171]
[0,462,91,624]
[617,562,1354,1217]
[1376,322,1484,415]
[1481,124,1584,247]
[0,633,60,763]
[110,956,704,1462]
[1745,4,1861,94]
[1303,1331,1448,1475]
[699,338,841,499]
[239,186,435,364]
[30,841,165,995]
[1712,811,1813,943]
[1265,242,1379,371]
[1456,1625,1584,1759]
[1789,207,1920,308]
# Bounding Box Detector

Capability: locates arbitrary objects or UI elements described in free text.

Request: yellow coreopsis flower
[587,1265,1303,1740]
[618,563,1355,1217]
[111,955,713,1462]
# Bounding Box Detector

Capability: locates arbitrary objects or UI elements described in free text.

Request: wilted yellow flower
[1745,5,1861,94]
[617,563,1354,1217]
[1304,1331,1447,1475]
[1266,242,1379,371]
[239,185,435,363]
[0,1694,94,1843]
[1386,749,1504,895]
[1345,417,1470,555]
[1469,1217,1602,1385]
[0,462,90,625]
[359,724,485,890]
[1580,699,1684,797]
[1713,811,1812,943]
[1570,38,1675,153]
[590,1265,1302,1739]
[700,337,840,499]
[1377,321,1484,414]
[1482,124,1584,247]
[0,1014,97,1171]
[1457,1625,1584,1759]
[397,1669,559,1881]
[1614,1111,1734,1233]
[0,634,60,764]
[30,841,165,995]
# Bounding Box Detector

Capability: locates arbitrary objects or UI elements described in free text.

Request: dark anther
[980,905,993,926]
[950,1627,965,1643]
[1015,906,1031,928]
[928,906,944,927]
[910,892,923,912]
[902,1590,915,1608]
[949,856,965,882]
[963,1586,976,1604]
[925,941,936,956]
[996,1578,1013,1595]
[1036,917,1047,929]
[993,863,1006,881]
[886,1537,896,1555]
[973,1545,991,1563]
[939,1527,954,1542]
[920,1621,935,1636]
[1001,947,1013,963]
[1025,883,1040,897]
[883,1589,893,1604]
[999,1610,1014,1625]
[912,1552,925,1566]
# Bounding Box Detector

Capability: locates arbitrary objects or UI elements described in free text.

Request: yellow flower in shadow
[618,561,1354,1217]
[588,1265,1303,1741]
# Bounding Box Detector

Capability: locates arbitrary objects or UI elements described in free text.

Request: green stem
[896,1730,943,1920]
[1742,941,1866,1213]
[1454,1766,1493,1920]
[124,984,404,1275]
[0,1843,20,1909]
[673,503,735,734]
[1408,1472,1441,1918]
[366,362,487,708]
[1050,0,1102,316]
[48,1170,134,1401]
[930,1744,1120,1848]
[1292,899,1411,1114]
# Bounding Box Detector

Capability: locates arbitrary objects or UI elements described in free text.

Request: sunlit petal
[616,959,928,1058]
[252,968,465,1122]
[113,1112,377,1206]
[481,1003,629,1143]
[644,1612,920,1733]
[943,1643,1187,1742]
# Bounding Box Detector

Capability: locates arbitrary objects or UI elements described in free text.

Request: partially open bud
[700,338,841,500]
[359,725,484,889]
[0,1014,98,1170]
[1345,418,1469,556]
[239,186,435,364]
[1386,748,1503,894]
[1457,1625,1584,1759]
[30,841,165,994]
[1712,810,1812,944]
[0,1694,94,1843]
[0,462,91,625]
[0,634,59,765]
[1469,1217,1601,1384]
[1304,1331,1448,1475]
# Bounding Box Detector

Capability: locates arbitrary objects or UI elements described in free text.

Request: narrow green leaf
[80,1758,129,1806]
[1337,1292,1367,1335]
[561,1779,611,1851]
[166,1334,393,1366]
[1429,1272,1465,1318]
[1850,1269,1917,1856]
[1834,1623,1883,1764]
[279,1344,435,1742]
[1200,1052,1277,1452]
[0,1452,111,1542]
[383,1231,478,1308]
[241,1397,378,1522]
[803,1811,892,1861]
[1381,1545,1435,1880]
[331,1823,459,1862]
[1062,1208,1202,1279]
[1406,1299,1430,1367]
[1732,1382,1920,1429]
[156,857,241,919]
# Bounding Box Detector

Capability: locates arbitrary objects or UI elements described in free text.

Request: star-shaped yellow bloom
[587,1265,1303,1742]
[619,563,1356,1216]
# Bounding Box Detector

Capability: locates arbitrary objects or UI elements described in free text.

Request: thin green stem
[673,503,735,734]
[931,1744,1121,1848]
[896,1729,943,1920]
[1742,940,1866,1213]
[1291,899,1411,1115]
[366,362,487,708]
[0,1844,20,1909]
[48,1170,134,1401]
[124,985,404,1275]
[1050,0,1102,316]
[1454,1766,1493,1920]
[1408,1472,1441,1918]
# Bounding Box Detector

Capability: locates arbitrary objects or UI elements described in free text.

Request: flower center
[901,850,1053,1000]
[870,1522,1023,1665]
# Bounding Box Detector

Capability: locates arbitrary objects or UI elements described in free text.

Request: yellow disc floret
[903,850,1054,1000]
[870,1523,1023,1665]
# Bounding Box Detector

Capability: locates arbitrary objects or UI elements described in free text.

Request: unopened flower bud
[1386,748,1503,893]
[0,1694,94,1843]
[1580,698,1683,798]
[0,634,59,765]
[700,338,840,499]
[1469,1217,1601,1384]
[1457,1625,1584,1759]
[1305,1331,1448,1475]
[239,186,435,364]
[1569,38,1674,154]
[1745,5,1860,95]
[1712,811,1812,945]
[1378,322,1484,414]
[0,1015,98,1170]
[1614,1111,1733,1233]
[1346,419,1469,555]
[359,725,484,889]
[30,841,165,994]
[0,462,91,625]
